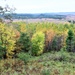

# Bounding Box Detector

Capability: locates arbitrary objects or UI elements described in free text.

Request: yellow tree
[0,22,16,58]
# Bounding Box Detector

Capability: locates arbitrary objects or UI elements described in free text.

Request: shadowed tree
[66,29,75,52]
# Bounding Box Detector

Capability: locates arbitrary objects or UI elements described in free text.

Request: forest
[0,21,75,75]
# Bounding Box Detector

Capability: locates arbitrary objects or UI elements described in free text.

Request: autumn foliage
[0,22,75,59]
[45,29,56,51]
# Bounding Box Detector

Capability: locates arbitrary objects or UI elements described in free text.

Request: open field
[12,18,69,24]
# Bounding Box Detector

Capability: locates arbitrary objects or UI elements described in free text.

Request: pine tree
[66,29,74,52]
[19,32,31,52]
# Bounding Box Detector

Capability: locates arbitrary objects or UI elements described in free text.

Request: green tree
[52,34,64,51]
[66,29,75,52]
[31,32,45,56]
[18,32,31,52]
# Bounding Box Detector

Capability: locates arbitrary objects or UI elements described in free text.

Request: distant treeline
[13,14,66,19]
[0,13,66,19]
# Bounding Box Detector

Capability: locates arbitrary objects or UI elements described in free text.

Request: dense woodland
[0,22,75,58]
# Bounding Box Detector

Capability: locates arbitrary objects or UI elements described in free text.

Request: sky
[0,0,75,13]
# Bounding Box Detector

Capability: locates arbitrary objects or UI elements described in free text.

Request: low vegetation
[0,21,75,75]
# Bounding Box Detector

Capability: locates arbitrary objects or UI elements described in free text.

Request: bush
[17,52,31,64]
[57,50,70,61]
[42,69,50,75]
[0,46,6,59]
[31,32,45,56]
[0,59,26,74]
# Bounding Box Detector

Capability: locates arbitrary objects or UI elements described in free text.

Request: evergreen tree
[19,33,31,52]
[66,29,75,52]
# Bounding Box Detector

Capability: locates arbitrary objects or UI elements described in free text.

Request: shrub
[17,52,31,64]
[42,69,50,75]
[56,50,70,61]
[0,59,26,74]
[0,46,6,59]
[31,32,45,56]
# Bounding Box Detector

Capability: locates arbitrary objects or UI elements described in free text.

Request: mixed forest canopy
[0,21,75,58]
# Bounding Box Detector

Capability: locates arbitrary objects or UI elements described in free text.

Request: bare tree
[0,1,16,23]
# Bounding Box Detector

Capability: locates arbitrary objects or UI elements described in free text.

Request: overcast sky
[0,0,75,13]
